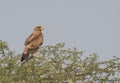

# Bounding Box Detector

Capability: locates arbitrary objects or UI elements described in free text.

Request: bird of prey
[21,26,44,62]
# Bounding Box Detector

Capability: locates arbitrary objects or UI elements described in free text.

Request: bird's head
[34,26,44,31]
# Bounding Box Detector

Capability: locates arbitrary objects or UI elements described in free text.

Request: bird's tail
[21,53,29,62]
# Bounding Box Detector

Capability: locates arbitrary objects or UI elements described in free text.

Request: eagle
[21,26,44,62]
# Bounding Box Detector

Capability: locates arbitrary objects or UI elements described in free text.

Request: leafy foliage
[0,41,120,83]
[0,40,9,57]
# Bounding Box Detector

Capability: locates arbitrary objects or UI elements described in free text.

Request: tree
[0,41,120,83]
[0,40,9,57]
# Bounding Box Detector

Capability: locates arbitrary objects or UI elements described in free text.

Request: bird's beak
[41,27,44,30]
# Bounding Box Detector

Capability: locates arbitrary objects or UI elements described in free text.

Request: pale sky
[0,0,120,60]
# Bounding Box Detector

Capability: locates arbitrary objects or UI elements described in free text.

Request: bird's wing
[24,32,40,46]
[24,33,32,46]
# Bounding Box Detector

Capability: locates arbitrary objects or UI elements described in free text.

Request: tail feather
[21,53,29,62]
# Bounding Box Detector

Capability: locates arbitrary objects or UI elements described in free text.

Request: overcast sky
[0,0,120,60]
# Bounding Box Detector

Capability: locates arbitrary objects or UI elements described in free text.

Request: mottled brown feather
[21,26,44,62]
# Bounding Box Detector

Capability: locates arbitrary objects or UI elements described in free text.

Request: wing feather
[24,33,33,46]
[24,31,41,46]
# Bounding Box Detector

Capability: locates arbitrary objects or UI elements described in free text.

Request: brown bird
[21,26,44,62]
